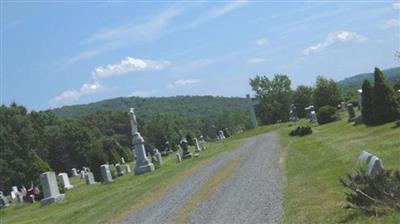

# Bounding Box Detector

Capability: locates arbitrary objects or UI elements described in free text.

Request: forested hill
[337,66,400,92]
[50,95,250,119]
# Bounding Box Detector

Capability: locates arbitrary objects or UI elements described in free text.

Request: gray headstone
[193,138,201,152]
[116,163,125,176]
[367,156,384,176]
[80,170,86,179]
[347,103,356,121]
[0,191,10,208]
[100,164,113,183]
[358,151,373,163]
[71,168,78,176]
[85,172,96,185]
[310,110,318,123]
[125,164,131,173]
[199,136,206,150]
[121,157,126,164]
[58,173,74,190]
[40,172,65,206]
[154,149,163,165]
[176,152,182,163]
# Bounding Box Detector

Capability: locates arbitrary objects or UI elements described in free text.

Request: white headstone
[40,172,65,206]
[121,157,126,164]
[358,151,373,163]
[115,163,125,176]
[71,168,78,176]
[80,170,85,179]
[0,191,10,208]
[176,152,182,163]
[85,172,96,185]
[58,173,74,190]
[125,164,131,173]
[100,164,113,183]
[193,138,201,152]
[367,156,384,176]
[154,149,163,165]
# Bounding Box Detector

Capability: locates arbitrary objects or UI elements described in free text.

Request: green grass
[0,138,248,224]
[279,112,400,223]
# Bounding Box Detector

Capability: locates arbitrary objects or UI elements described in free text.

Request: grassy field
[279,112,400,224]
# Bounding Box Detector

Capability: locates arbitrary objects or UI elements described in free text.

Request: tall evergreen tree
[361,80,375,125]
[373,67,400,124]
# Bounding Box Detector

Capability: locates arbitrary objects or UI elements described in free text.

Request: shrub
[339,169,400,216]
[316,105,337,125]
[289,126,312,137]
[361,80,375,125]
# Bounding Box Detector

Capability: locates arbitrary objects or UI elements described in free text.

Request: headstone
[84,172,96,185]
[80,170,86,179]
[347,103,356,122]
[125,164,131,173]
[71,168,78,177]
[367,156,384,176]
[40,172,65,206]
[100,164,113,183]
[57,173,74,190]
[199,135,206,150]
[10,186,18,200]
[193,138,201,152]
[176,152,182,163]
[0,191,10,208]
[129,108,155,175]
[218,130,225,140]
[358,151,373,163]
[289,104,299,121]
[340,102,347,111]
[115,163,125,176]
[121,157,125,164]
[154,149,163,165]
[180,137,192,159]
[310,110,318,123]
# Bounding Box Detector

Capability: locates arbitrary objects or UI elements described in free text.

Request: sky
[1,0,399,110]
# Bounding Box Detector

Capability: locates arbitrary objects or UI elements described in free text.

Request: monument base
[64,185,74,190]
[40,194,65,206]
[182,152,193,159]
[134,163,155,175]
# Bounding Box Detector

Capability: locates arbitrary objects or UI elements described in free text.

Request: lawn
[279,112,400,223]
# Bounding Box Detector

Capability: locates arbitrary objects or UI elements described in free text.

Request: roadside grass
[0,136,251,224]
[280,112,400,223]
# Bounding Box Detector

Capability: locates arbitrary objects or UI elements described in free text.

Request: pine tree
[361,80,375,125]
[373,67,400,125]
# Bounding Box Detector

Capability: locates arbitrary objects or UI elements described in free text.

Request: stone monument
[180,137,192,159]
[193,138,201,152]
[199,135,206,150]
[129,108,155,175]
[176,152,182,163]
[100,164,113,183]
[121,157,126,164]
[347,103,356,122]
[40,171,65,206]
[154,149,163,165]
[85,172,96,185]
[367,156,384,176]
[57,173,74,190]
[71,168,78,176]
[115,163,125,176]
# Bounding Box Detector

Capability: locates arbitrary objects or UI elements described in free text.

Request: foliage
[340,169,400,216]
[289,126,312,137]
[361,80,375,125]
[372,68,400,125]
[313,76,341,109]
[316,105,337,125]
[292,85,313,118]
[250,74,292,124]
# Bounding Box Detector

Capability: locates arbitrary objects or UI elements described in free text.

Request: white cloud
[248,57,268,64]
[303,31,367,55]
[92,57,170,80]
[393,2,400,10]
[256,38,268,46]
[167,79,201,89]
[189,0,248,27]
[50,81,103,106]
[383,18,400,29]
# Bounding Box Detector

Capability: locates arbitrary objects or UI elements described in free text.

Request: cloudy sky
[2,1,399,110]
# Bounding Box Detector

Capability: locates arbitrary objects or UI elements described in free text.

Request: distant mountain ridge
[337,67,400,91]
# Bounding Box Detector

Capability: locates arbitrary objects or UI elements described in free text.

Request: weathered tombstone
[129,108,155,175]
[10,186,18,200]
[358,151,373,163]
[180,137,192,159]
[115,163,125,176]
[71,168,78,177]
[218,130,225,140]
[199,135,206,150]
[57,173,74,190]
[347,103,356,122]
[367,156,384,176]
[310,110,318,123]
[40,172,65,206]
[84,172,96,185]
[0,191,10,208]
[125,164,132,173]
[160,136,171,156]
[121,157,126,164]
[80,170,86,179]
[193,138,201,152]
[100,164,113,183]
[176,152,182,163]
[153,149,163,165]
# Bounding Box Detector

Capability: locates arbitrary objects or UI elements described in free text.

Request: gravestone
[289,104,299,121]
[129,108,155,175]
[199,135,206,150]
[154,149,163,165]
[367,156,384,176]
[100,164,113,183]
[0,191,10,208]
[304,105,314,119]
[193,138,201,152]
[10,186,18,200]
[121,157,126,164]
[358,151,373,163]
[125,164,131,173]
[85,172,96,185]
[310,110,318,123]
[115,163,125,176]
[40,172,65,206]
[218,130,225,140]
[180,137,192,159]
[347,103,356,122]
[176,152,182,163]
[160,136,171,156]
[80,170,86,179]
[71,168,78,177]
[57,173,74,190]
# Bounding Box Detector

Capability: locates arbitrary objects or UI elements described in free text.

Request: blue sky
[2,1,399,110]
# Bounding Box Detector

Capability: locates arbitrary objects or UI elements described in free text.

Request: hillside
[337,66,400,92]
[50,95,250,120]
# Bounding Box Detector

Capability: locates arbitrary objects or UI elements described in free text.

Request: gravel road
[123,133,282,224]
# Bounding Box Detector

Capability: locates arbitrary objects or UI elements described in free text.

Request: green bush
[316,105,337,125]
[289,126,312,137]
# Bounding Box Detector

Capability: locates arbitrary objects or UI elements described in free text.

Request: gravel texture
[123,133,282,224]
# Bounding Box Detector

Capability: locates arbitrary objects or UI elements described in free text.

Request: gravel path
[123,133,282,224]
